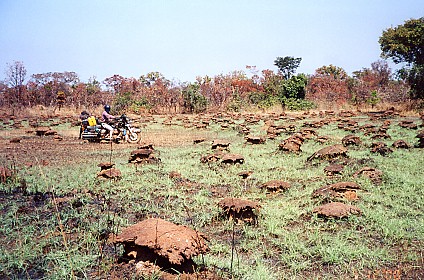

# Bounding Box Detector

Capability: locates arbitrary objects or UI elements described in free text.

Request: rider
[78,110,90,139]
[101,105,116,139]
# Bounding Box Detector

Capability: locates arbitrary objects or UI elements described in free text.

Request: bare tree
[5,61,27,100]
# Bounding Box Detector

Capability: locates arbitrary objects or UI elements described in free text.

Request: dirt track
[0,124,210,167]
[0,127,136,167]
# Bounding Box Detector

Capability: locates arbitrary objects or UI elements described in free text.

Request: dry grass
[0,109,423,279]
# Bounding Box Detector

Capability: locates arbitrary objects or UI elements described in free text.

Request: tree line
[1,17,422,113]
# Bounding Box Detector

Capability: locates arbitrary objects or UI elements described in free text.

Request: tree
[351,60,392,104]
[31,71,79,106]
[5,61,27,101]
[182,83,207,113]
[306,65,351,104]
[379,17,424,98]
[281,73,308,100]
[274,56,302,79]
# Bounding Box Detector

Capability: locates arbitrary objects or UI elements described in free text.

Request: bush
[366,90,380,109]
[113,92,133,113]
[281,74,308,99]
[282,97,316,111]
[227,93,243,112]
[248,92,279,109]
[130,97,151,113]
[182,83,208,113]
[113,92,152,114]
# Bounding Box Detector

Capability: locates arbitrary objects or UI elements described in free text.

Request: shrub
[366,90,380,109]
[280,73,308,100]
[282,97,316,111]
[113,91,133,113]
[182,83,208,113]
[130,97,151,113]
[227,93,243,112]
[248,92,280,109]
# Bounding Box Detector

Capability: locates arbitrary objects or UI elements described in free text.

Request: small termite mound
[97,162,115,171]
[211,139,230,151]
[342,135,361,147]
[200,152,223,163]
[313,202,362,219]
[218,198,260,224]
[353,166,383,185]
[237,171,253,180]
[259,180,291,193]
[312,181,361,201]
[307,144,348,162]
[324,164,344,177]
[221,154,244,165]
[279,133,304,153]
[245,135,266,145]
[417,130,424,148]
[399,120,417,130]
[193,137,206,144]
[392,139,410,149]
[129,145,160,164]
[370,142,393,156]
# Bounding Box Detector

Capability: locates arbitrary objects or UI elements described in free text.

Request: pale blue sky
[1,0,422,83]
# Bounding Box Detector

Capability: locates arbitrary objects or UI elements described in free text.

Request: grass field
[0,111,423,279]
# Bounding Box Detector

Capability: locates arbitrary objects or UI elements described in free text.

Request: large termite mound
[114,218,209,273]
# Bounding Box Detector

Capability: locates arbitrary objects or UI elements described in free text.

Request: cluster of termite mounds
[96,162,122,180]
[79,108,423,277]
[193,107,423,223]
[200,139,245,165]
[96,143,161,180]
[128,143,161,165]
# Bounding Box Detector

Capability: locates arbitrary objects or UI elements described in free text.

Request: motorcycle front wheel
[126,130,140,143]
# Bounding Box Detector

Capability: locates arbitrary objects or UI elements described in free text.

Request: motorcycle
[81,114,141,143]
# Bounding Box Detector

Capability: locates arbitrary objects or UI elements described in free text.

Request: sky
[0,0,423,84]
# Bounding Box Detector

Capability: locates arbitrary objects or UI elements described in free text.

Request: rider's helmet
[104,104,111,113]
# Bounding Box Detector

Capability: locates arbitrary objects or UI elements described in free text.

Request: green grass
[1,113,423,279]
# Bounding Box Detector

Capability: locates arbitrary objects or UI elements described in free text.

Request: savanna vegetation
[0,16,423,280]
[2,17,423,115]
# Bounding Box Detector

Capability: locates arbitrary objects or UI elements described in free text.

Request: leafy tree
[367,90,380,109]
[139,71,163,87]
[379,17,424,98]
[86,76,101,95]
[273,73,312,110]
[182,83,207,113]
[281,73,307,99]
[315,64,348,80]
[103,74,127,94]
[274,56,302,79]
